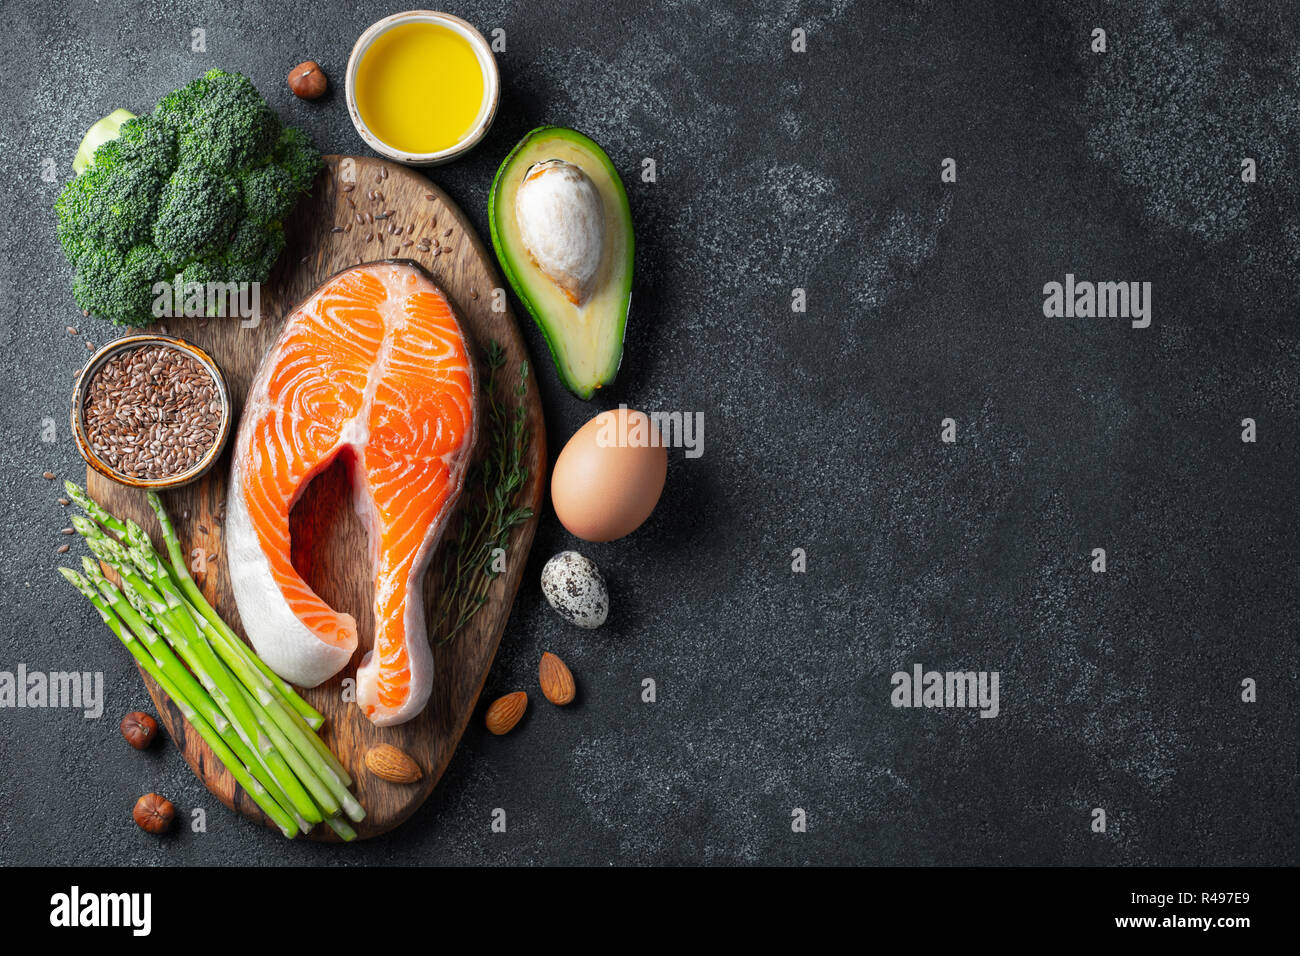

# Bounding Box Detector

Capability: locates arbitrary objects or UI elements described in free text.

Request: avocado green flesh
[490,127,633,400]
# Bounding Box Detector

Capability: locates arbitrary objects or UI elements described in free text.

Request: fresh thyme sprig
[433,340,533,642]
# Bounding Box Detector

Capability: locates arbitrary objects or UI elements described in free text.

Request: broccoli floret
[72,245,168,326]
[55,156,164,256]
[274,126,323,193]
[222,219,285,285]
[55,69,320,326]
[153,74,210,131]
[180,71,280,171]
[239,163,297,224]
[112,115,177,177]
[152,165,240,266]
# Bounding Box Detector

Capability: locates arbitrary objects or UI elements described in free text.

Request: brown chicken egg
[551,407,667,542]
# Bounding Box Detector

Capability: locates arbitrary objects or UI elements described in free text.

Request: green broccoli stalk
[56,70,322,326]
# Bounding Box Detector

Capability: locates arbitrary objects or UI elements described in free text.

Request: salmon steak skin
[226,261,478,727]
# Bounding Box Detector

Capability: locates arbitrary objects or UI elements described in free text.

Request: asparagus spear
[122,538,363,822]
[65,479,323,730]
[64,483,365,835]
[324,814,358,842]
[125,517,348,787]
[144,491,325,730]
[74,483,338,780]
[64,481,129,538]
[70,561,302,836]
[60,568,299,838]
[191,609,354,789]
[81,531,323,825]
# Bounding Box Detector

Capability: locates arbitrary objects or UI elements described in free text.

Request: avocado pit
[515,159,606,306]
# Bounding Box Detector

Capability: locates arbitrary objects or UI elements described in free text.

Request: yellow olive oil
[355,22,485,154]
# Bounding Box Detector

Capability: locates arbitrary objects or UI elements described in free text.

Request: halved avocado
[490,126,633,400]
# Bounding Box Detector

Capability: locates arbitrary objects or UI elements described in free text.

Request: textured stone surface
[0,0,1295,865]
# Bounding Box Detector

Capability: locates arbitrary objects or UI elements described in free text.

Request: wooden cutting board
[86,155,546,840]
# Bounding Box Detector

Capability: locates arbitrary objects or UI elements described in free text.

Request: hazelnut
[288,61,327,100]
[132,793,175,834]
[120,711,158,750]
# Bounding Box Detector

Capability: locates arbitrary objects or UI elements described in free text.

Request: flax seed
[82,344,222,481]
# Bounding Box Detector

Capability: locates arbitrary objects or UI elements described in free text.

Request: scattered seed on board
[82,344,221,481]
[402,239,412,248]
[444,228,452,237]
[406,224,414,235]
[425,193,434,201]
[198,524,208,535]
[392,246,400,255]
[347,197,356,209]
[342,184,354,193]
[375,191,385,202]
[331,226,343,234]
[470,289,479,300]
[42,472,55,480]
[208,553,218,564]
[380,167,388,181]
[365,212,373,223]
[345,223,353,233]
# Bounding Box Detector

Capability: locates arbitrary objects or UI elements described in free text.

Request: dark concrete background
[0,0,1296,865]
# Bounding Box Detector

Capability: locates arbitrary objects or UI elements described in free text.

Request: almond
[485,691,528,735]
[364,743,422,784]
[539,652,576,705]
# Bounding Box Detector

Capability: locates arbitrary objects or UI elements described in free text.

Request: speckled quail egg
[541,551,609,629]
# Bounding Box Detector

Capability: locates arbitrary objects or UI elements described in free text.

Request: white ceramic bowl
[345,10,500,166]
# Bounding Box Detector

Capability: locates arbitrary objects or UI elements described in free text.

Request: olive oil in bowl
[347,13,499,164]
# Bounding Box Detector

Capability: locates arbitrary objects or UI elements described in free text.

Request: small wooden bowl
[71,334,233,490]
[344,10,500,166]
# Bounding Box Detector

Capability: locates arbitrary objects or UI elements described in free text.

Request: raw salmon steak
[227,261,478,726]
